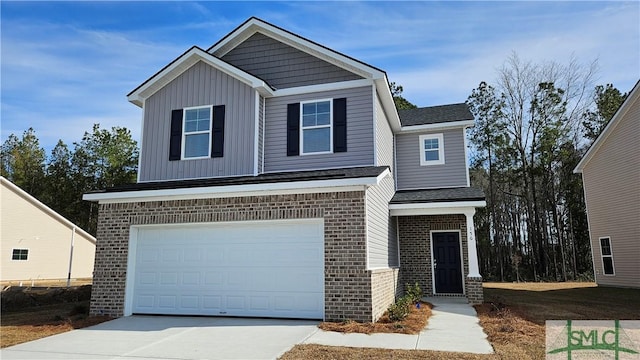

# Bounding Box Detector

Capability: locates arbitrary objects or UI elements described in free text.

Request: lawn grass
[280,282,640,360]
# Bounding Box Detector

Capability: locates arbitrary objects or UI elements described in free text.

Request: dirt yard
[0,285,111,348]
[281,282,640,360]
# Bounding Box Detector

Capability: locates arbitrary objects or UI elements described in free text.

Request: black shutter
[211,105,225,158]
[287,103,300,156]
[333,98,347,153]
[169,109,183,161]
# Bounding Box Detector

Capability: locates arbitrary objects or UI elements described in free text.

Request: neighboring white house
[574,80,640,289]
[1,176,96,282]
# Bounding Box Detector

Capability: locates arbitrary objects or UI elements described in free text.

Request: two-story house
[84,17,485,323]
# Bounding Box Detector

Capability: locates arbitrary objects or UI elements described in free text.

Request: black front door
[433,232,463,294]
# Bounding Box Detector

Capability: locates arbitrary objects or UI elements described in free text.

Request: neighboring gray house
[84,17,485,322]
[574,80,640,289]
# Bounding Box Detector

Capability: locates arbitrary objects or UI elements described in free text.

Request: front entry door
[433,232,463,294]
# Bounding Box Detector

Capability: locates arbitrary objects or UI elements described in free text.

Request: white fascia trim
[212,19,386,80]
[136,99,145,183]
[574,80,640,173]
[253,91,260,175]
[389,201,486,216]
[273,79,373,97]
[375,77,402,132]
[83,173,388,204]
[399,120,475,133]
[1,177,96,242]
[128,47,273,106]
[372,85,378,167]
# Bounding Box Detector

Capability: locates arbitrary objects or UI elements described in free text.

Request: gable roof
[209,17,386,80]
[398,103,473,126]
[574,79,640,173]
[0,176,96,243]
[127,46,274,107]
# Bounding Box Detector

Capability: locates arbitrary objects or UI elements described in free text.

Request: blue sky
[2,1,639,154]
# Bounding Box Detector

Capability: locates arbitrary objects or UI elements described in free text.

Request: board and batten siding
[375,93,394,170]
[264,86,375,172]
[140,61,256,182]
[582,93,640,288]
[220,33,363,89]
[366,174,399,269]
[395,129,468,190]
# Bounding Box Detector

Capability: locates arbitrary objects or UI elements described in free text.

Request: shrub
[388,295,411,321]
[405,282,423,304]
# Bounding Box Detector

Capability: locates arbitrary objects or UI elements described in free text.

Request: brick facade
[398,214,481,302]
[90,191,394,322]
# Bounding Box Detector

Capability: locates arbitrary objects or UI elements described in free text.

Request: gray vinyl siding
[366,174,399,269]
[221,33,363,89]
[140,61,256,181]
[395,129,468,189]
[582,93,640,288]
[375,93,394,170]
[264,86,375,172]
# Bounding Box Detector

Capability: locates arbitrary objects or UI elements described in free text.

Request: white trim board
[389,201,486,216]
[84,169,391,204]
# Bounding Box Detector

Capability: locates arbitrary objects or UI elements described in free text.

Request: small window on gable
[599,237,615,275]
[12,249,28,261]
[183,106,212,159]
[419,133,444,166]
[301,99,332,154]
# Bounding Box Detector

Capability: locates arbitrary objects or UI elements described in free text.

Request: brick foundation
[91,191,379,322]
[465,276,484,304]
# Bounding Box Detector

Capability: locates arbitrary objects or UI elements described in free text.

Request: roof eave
[399,119,475,133]
[574,79,640,173]
[127,46,274,108]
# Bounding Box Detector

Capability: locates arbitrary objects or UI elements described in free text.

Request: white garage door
[130,220,324,319]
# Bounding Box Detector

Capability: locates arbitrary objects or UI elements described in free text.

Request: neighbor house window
[419,133,444,166]
[301,99,332,154]
[182,106,212,159]
[599,237,615,275]
[12,249,28,261]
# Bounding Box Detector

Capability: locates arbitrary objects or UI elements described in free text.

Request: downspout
[67,227,76,287]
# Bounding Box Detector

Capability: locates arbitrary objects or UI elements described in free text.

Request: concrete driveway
[0,316,320,360]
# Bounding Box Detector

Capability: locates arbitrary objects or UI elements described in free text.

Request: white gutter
[389,200,486,216]
[399,120,475,133]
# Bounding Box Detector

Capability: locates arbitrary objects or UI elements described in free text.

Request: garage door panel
[131,221,324,319]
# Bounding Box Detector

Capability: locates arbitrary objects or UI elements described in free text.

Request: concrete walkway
[304,296,494,354]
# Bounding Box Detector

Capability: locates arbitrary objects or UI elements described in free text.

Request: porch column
[463,209,481,278]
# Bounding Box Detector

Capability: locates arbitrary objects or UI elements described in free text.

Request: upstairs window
[183,106,212,159]
[12,249,28,261]
[599,237,615,275]
[301,100,332,154]
[419,133,444,166]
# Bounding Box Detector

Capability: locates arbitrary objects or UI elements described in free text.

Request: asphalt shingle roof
[391,187,485,204]
[398,103,474,126]
[90,166,390,193]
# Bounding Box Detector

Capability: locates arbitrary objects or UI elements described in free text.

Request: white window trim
[300,98,333,155]
[419,133,444,166]
[181,105,213,160]
[599,236,615,276]
[11,248,29,261]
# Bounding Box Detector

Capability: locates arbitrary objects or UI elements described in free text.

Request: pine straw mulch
[1,301,112,348]
[318,301,432,335]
